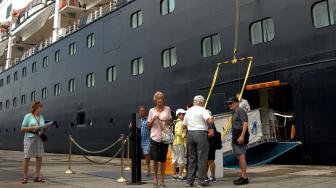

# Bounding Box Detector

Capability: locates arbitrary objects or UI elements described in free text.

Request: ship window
[55,50,60,62]
[6,75,10,84]
[21,94,26,105]
[107,66,117,82]
[87,33,95,48]
[131,10,143,29]
[42,56,48,68]
[22,67,27,77]
[6,4,12,19]
[0,79,3,87]
[201,34,222,57]
[250,18,275,45]
[42,87,48,99]
[161,0,175,16]
[312,0,336,28]
[77,112,85,125]
[86,73,95,88]
[31,91,36,102]
[13,97,17,107]
[5,100,9,109]
[32,62,37,73]
[69,78,76,92]
[54,83,61,96]
[69,42,77,56]
[14,71,18,81]
[0,102,2,110]
[131,57,144,76]
[162,47,177,68]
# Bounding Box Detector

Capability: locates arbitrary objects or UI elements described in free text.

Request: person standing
[183,95,214,187]
[227,97,249,185]
[20,101,47,184]
[172,109,187,181]
[147,91,172,187]
[206,110,217,183]
[236,93,250,112]
[139,105,151,177]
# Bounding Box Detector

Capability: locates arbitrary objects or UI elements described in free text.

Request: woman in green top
[21,101,47,184]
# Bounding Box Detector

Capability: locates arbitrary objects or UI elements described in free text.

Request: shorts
[24,136,44,158]
[172,144,186,165]
[150,139,169,162]
[232,142,247,155]
[208,146,216,160]
[142,144,150,155]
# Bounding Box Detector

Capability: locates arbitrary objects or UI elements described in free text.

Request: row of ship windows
[0,30,216,88]
[130,0,336,43]
[0,1,334,93]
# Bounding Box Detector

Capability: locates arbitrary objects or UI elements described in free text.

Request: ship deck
[1,150,336,188]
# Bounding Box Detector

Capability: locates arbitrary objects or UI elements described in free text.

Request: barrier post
[117,134,127,183]
[65,135,75,174]
[125,137,131,170]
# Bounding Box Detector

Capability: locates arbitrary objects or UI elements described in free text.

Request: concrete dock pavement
[1,150,336,188]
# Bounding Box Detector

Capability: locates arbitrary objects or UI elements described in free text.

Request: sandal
[21,177,28,184]
[34,177,45,183]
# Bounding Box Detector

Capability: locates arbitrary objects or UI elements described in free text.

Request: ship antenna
[233,0,240,64]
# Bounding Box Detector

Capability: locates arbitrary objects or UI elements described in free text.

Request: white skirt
[24,136,44,158]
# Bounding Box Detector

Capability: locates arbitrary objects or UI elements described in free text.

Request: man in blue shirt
[139,106,151,177]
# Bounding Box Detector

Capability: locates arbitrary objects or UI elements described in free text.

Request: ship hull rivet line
[65,135,75,174]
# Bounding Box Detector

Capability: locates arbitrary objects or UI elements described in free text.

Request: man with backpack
[206,111,222,183]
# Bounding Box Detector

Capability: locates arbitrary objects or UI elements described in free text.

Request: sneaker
[209,176,216,183]
[197,181,209,187]
[233,177,249,185]
[172,175,178,180]
[185,182,194,187]
[204,177,209,183]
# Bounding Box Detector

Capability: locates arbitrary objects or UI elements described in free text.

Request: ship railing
[59,0,82,9]
[20,36,53,61]
[0,32,9,43]
[17,0,125,62]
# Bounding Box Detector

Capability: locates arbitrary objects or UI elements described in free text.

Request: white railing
[19,36,52,62]
[17,0,124,62]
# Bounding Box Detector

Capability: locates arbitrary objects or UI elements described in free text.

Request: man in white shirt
[183,95,214,187]
[236,93,250,112]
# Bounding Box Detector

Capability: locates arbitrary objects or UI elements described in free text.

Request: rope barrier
[65,134,129,179]
[70,136,122,154]
[117,134,127,183]
[124,137,131,170]
[81,147,122,165]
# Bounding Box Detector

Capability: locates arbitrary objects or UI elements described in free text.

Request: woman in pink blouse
[147,91,172,187]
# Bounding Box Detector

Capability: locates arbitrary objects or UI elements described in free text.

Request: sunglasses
[227,102,233,105]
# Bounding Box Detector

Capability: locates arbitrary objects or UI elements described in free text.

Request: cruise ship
[0,0,335,164]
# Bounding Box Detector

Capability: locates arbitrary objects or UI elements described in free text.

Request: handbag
[33,115,48,142]
[156,111,174,144]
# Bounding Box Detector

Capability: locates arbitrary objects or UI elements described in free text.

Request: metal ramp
[223,141,302,169]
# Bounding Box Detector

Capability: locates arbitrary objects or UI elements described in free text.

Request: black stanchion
[129,113,142,184]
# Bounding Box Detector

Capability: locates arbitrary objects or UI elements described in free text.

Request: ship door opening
[244,82,295,141]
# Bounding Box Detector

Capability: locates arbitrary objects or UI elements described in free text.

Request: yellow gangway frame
[204,49,254,140]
